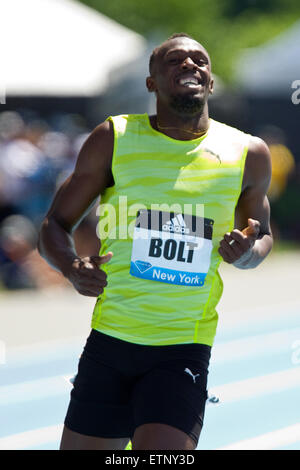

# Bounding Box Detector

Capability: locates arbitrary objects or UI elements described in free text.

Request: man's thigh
[60,425,130,450]
[132,423,196,450]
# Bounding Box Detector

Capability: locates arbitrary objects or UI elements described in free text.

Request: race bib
[129,209,214,286]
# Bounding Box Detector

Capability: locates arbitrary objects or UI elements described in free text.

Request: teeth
[179,77,199,86]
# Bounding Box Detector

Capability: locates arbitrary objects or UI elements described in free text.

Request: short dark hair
[149,32,196,75]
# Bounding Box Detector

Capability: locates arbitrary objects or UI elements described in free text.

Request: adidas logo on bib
[162,214,190,235]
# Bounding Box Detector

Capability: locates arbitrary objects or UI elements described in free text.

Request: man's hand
[218,218,260,265]
[63,252,113,297]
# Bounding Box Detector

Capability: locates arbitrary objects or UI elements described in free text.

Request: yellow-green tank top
[91,114,250,346]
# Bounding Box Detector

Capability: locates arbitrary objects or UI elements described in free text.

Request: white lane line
[218,422,300,450]
[0,424,63,450]
[0,374,74,405]
[209,367,300,403]
[5,337,83,367]
[212,327,300,364]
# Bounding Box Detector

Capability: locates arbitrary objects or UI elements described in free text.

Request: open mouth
[176,74,202,88]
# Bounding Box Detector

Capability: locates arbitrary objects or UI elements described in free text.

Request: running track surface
[1,252,300,450]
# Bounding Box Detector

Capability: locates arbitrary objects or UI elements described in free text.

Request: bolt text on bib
[149,238,198,263]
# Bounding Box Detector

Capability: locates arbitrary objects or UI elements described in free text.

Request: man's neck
[152,102,210,141]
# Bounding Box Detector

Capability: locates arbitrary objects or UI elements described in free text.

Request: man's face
[147,37,214,115]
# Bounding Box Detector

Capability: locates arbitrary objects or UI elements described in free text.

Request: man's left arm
[218,136,273,269]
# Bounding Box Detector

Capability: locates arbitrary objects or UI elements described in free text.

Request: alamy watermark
[95,198,206,243]
[291,80,300,105]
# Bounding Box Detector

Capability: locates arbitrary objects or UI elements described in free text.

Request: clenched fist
[64,252,113,297]
[218,218,260,264]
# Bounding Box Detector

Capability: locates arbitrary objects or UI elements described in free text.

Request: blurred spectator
[0,215,38,289]
[0,112,26,223]
[258,125,296,203]
[0,123,50,225]
[0,111,25,142]
[0,214,69,290]
[0,110,91,226]
[257,125,298,242]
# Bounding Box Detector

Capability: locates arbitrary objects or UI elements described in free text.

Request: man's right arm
[38,119,114,297]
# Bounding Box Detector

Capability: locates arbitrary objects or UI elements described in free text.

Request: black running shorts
[64,329,211,446]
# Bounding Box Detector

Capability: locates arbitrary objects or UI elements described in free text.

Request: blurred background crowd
[0,0,299,291]
[0,109,100,290]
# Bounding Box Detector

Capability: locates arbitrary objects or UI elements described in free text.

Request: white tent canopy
[1,0,146,96]
[234,20,300,97]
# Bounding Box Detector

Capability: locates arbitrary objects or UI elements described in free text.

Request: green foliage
[78,0,300,81]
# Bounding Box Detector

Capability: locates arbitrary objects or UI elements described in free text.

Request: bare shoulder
[89,119,114,146]
[242,136,272,191]
[74,119,114,176]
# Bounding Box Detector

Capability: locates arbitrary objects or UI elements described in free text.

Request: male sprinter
[38,33,273,450]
